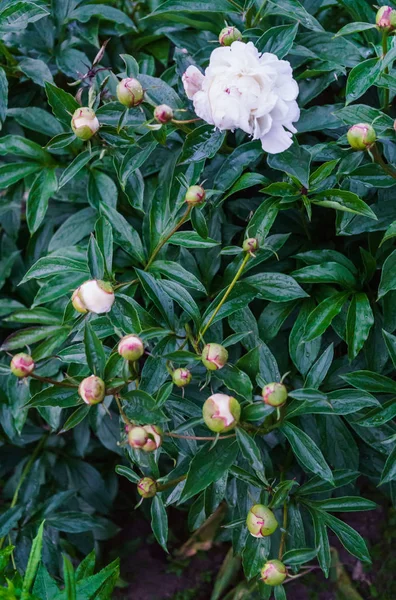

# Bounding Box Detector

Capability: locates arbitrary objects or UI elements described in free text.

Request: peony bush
[0,0,396,598]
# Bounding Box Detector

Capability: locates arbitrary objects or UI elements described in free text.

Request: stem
[114,394,132,426]
[165,432,236,441]
[157,475,187,492]
[171,118,200,124]
[146,206,192,270]
[0,435,48,549]
[30,373,78,388]
[114,207,192,290]
[199,253,250,340]
[382,32,390,110]
[371,143,396,180]
[252,0,267,26]
[278,500,288,559]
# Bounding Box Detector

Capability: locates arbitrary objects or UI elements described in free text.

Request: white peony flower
[72,280,115,314]
[182,41,300,154]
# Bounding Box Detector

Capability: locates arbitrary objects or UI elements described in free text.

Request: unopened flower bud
[203,393,240,432]
[185,185,206,206]
[376,6,396,31]
[118,335,144,361]
[154,104,174,124]
[117,78,144,108]
[78,375,105,405]
[246,505,278,538]
[347,123,376,151]
[71,107,99,140]
[142,425,162,452]
[219,26,243,46]
[172,368,192,388]
[72,280,115,315]
[128,426,149,449]
[201,343,228,371]
[262,382,288,407]
[243,238,259,253]
[10,353,35,378]
[261,560,287,586]
[137,477,157,498]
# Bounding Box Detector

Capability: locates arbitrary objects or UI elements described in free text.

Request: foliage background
[0,0,395,598]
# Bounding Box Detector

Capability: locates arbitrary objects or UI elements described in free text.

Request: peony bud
[347,123,376,151]
[246,505,278,538]
[219,26,243,46]
[78,375,105,405]
[154,104,174,124]
[376,6,396,31]
[201,343,228,371]
[10,353,35,378]
[72,280,115,315]
[242,238,259,253]
[261,560,287,586]
[118,335,144,361]
[71,107,99,140]
[137,477,157,498]
[128,426,149,449]
[185,185,206,206]
[172,368,192,388]
[116,78,144,108]
[142,425,162,452]
[262,382,288,407]
[203,393,241,432]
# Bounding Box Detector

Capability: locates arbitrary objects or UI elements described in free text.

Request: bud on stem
[10,353,35,378]
[137,477,157,498]
[118,335,144,361]
[185,185,206,206]
[262,382,288,407]
[71,107,99,140]
[219,26,243,46]
[72,280,115,314]
[261,560,287,586]
[172,368,192,387]
[201,343,228,370]
[246,505,278,537]
[347,123,376,151]
[203,393,240,432]
[117,78,144,108]
[376,6,396,31]
[79,375,106,405]
[154,104,174,124]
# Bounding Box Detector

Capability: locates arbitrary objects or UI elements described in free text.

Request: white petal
[182,65,204,99]
[260,123,294,154]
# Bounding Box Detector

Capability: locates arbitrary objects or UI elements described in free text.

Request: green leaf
[280,422,333,482]
[380,445,396,485]
[256,23,298,58]
[26,387,80,409]
[150,260,206,293]
[45,82,79,126]
[0,135,51,163]
[266,0,323,32]
[151,495,168,553]
[32,564,59,599]
[236,427,267,484]
[115,465,140,484]
[312,189,377,219]
[20,256,89,284]
[0,162,41,189]
[282,547,317,565]
[378,249,396,299]
[122,389,167,424]
[168,231,220,248]
[26,169,58,234]
[1,325,69,351]
[180,124,226,164]
[292,262,356,288]
[87,235,105,280]
[308,509,331,577]
[346,58,381,105]
[181,439,239,502]
[214,364,253,401]
[95,216,113,278]
[162,279,201,329]
[100,204,145,264]
[243,272,308,302]
[321,511,371,563]
[0,67,8,129]
[303,292,350,342]
[0,506,23,537]
[346,293,374,359]
[62,555,76,600]
[341,370,396,394]
[136,269,174,327]
[309,497,376,513]
[84,321,106,378]
[58,150,97,189]
[297,470,360,496]
[268,142,311,188]
[382,329,396,369]
[60,405,90,433]
[304,343,334,389]
[22,520,45,596]
[120,140,158,189]
[19,57,53,87]
[242,535,271,580]
[0,2,48,32]
[335,22,376,37]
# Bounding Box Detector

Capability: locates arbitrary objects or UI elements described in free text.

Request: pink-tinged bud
[203,393,240,433]
[172,368,192,388]
[242,238,259,253]
[347,123,376,151]
[10,353,35,378]
[78,375,105,405]
[127,426,149,449]
[219,26,243,46]
[71,280,115,315]
[376,6,396,31]
[262,382,288,407]
[201,343,228,371]
[142,425,163,452]
[261,560,287,586]
[118,335,144,361]
[116,78,144,108]
[71,107,99,140]
[246,505,278,538]
[185,185,206,206]
[154,104,174,124]
[137,477,157,498]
